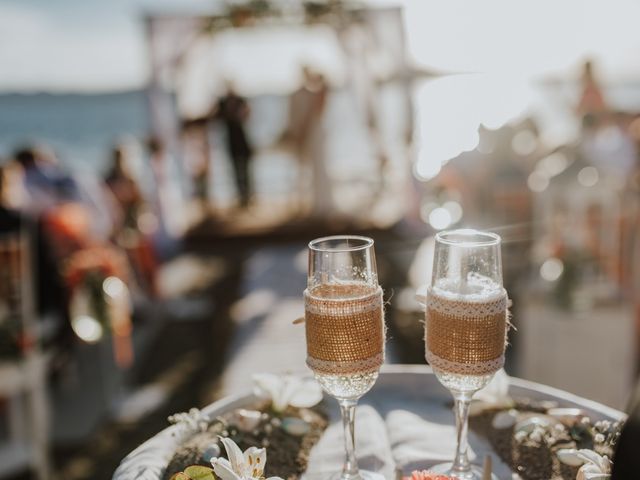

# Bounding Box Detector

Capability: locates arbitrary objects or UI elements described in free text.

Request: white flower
[557,449,612,480]
[211,437,283,480]
[168,408,209,433]
[228,409,262,432]
[253,373,322,412]
[576,450,612,480]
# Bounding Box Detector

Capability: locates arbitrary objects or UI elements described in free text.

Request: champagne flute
[424,229,507,480]
[304,235,385,480]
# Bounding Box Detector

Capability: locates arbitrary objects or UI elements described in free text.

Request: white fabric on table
[303,405,397,480]
[302,404,513,479]
[386,409,469,467]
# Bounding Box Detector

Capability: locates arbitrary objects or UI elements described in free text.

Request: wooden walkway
[218,245,310,395]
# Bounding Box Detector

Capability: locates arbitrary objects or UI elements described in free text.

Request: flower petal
[212,458,242,480]
[265,477,285,480]
[244,446,266,478]
[276,376,302,411]
[289,378,323,408]
[219,437,248,476]
[577,464,611,480]
[253,373,283,403]
[557,449,585,467]
[576,449,606,468]
[596,455,612,473]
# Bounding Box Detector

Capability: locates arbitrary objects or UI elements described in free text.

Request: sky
[1,0,640,92]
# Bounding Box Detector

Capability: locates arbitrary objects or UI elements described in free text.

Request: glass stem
[339,399,359,479]
[451,390,473,474]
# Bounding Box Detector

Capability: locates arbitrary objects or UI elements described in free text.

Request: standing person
[285,67,331,216]
[216,83,253,208]
[146,137,184,259]
[180,116,212,211]
[105,145,158,295]
[577,59,607,119]
[104,145,143,233]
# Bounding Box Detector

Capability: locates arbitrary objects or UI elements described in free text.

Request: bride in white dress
[285,67,332,217]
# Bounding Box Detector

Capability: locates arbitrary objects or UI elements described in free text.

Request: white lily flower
[253,373,322,412]
[576,450,611,480]
[211,436,283,480]
[577,464,611,480]
[557,449,585,467]
[557,448,611,480]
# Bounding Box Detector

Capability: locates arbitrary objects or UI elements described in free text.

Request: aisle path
[218,241,406,396]
[219,245,309,395]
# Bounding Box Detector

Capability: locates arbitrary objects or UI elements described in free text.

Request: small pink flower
[404,471,454,480]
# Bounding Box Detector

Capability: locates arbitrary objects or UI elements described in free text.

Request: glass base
[429,462,498,480]
[325,470,385,480]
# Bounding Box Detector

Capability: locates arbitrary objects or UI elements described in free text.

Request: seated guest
[104,145,158,296]
[13,146,114,240]
[0,165,70,355]
[14,147,69,215]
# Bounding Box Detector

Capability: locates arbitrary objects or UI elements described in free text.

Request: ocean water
[0,90,300,203]
[1,81,637,199]
[0,90,149,174]
[0,86,408,205]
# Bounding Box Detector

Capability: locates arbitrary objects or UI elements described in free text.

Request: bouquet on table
[64,245,133,367]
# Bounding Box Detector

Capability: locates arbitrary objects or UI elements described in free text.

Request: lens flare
[71,315,103,343]
[540,258,564,282]
[429,207,452,230]
[578,167,599,187]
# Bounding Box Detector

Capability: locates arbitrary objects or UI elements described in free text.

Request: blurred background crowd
[1,0,640,478]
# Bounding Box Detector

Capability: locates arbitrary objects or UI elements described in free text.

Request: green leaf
[183,465,216,480]
[170,474,191,480]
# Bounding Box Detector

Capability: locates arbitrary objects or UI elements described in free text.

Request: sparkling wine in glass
[424,229,508,480]
[304,235,385,480]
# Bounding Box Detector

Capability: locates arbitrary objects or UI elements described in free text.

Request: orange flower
[404,471,454,480]
[64,246,128,291]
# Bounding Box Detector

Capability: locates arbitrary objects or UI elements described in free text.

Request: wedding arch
[144,1,414,224]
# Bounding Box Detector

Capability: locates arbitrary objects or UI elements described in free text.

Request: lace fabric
[426,350,504,376]
[304,285,384,375]
[307,352,384,375]
[425,288,508,375]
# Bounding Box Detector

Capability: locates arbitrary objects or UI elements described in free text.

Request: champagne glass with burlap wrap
[304,236,385,480]
[424,229,507,480]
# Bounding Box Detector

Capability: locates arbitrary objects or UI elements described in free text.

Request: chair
[0,229,51,480]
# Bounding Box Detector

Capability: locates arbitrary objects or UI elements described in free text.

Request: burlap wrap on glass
[425,287,508,376]
[304,285,384,375]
